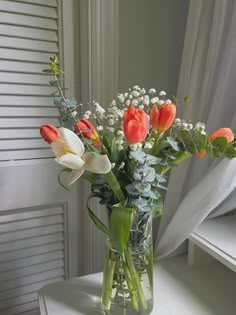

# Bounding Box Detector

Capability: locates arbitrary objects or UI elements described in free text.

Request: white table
[38,254,236,315]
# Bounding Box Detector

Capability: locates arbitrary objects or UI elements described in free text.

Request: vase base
[102,300,153,315]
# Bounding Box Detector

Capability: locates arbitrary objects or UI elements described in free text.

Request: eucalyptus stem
[161,151,192,175]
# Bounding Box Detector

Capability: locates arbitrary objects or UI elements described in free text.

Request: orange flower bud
[150,103,176,132]
[123,106,150,144]
[40,125,60,144]
[197,127,234,158]
[75,119,101,147]
[209,128,234,144]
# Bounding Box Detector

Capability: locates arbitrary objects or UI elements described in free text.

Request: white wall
[118,0,189,95]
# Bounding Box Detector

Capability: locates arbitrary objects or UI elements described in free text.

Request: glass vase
[101,211,153,315]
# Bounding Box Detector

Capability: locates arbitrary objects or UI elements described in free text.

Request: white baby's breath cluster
[172,118,206,135]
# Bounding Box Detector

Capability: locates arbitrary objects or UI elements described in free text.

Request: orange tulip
[75,119,101,147]
[150,103,176,132]
[123,105,149,144]
[197,127,234,158]
[40,125,61,144]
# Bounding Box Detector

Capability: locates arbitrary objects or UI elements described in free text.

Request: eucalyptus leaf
[141,189,160,199]
[129,150,146,164]
[167,137,180,151]
[145,154,162,165]
[133,181,151,192]
[50,79,62,86]
[125,183,139,196]
[155,173,167,183]
[149,197,163,217]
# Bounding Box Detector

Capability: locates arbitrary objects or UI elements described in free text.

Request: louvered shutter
[0,1,69,314]
[0,0,61,162]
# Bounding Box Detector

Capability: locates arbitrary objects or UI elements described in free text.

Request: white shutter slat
[0,251,64,273]
[0,95,54,106]
[0,233,63,253]
[0,139,48,150]
[0,12,57,30]
[1,268,64,291]
[0,61,50,74]
[4,301,39,315]
[0,84,55,95]
[0,48,56,63]
[15,0,57,8]
[0,149,54,161]
[0,129,45,140]
[0,36,58,53]
[0,73,53,85]
[0,277,64,301]
[0,207,63,223]
[0,107,59,118]
[0,215,63,233]
[0,259,64,281]
[0,224,63,244]
[0,25,58,41]
[0,292,38,310]
[0,2,57,18]
[0,118,59,127]
[0,242,64,263]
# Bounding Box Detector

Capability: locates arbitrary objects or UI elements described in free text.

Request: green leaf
[110,203,135,256]
[57,168,71,191]
[193,132,208,152]
[183,96,190,103]
[224,145,236,159]
[180,130,198,154]
[150,197,163,217]
[111,137,119,163]
[42,68,53,73]
[167,137,180,151]
[212,136,228,153]
[86,193,110,236]
[50,79,62,86]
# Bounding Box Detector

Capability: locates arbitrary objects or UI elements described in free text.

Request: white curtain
[155,0,236,259]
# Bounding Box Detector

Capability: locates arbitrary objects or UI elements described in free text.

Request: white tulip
[51,128,111,185]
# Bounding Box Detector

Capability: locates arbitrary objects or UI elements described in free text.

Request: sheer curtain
[155,0,236,260]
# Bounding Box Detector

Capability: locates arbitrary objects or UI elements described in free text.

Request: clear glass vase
[101,212,153,315]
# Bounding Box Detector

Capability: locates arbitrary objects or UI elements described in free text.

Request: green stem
[161,151,192,175]
[102,245,116,311]
[123,264,139,312]
[151,132,162,155]
[81,172,97,185]
[125,247,147,311]
[105,171,125,202]
[146,242,154,297]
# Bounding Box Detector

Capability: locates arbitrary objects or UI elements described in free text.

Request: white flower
[140,88,146,95]
[143,95,150,106]
[151,97,159,104]
[165,99,172,104]
[126,100,131,106]
[118,162,125,170]
[117,145,123,151]
[158,100,165,106]
[117,130,124,137]
[133,85,140,90]
[188,123,193,130]
[144,142,152,149]
[132,90,140,97]
[149,88,156,94]
[111,163,116,169]
[117,94,125,103]
[132,99,139,106]
[111,100,116,106]
[51,128,111,185]
[136,143,142,149]
[130,144,138,151]
[159,90,166,96]
[108,119,115,126]
[182,123,188,129]
[201,130,206,135]
[139,105,144,109]
[116,139,124,145]
[175,118,181,123]
[94,102,105,114]
[97,126,103,131]
[106,127,115,133]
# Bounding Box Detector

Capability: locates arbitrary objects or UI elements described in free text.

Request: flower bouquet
[40,57,236,315]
